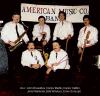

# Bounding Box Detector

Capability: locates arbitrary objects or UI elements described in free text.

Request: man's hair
[12,12,21,20]
[12,12,20,16]
[52,40,61,45]
[83,15,91,21]
[27,41,35,46]
[38,16,46,21]
[58,11,66,20]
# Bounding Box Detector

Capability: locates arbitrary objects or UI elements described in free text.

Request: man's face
[53,42,61,52]
[83,18,90,26]
[59,13,65,21]
[38,18,45,25]
[12,14,20,23]
[27,43,35,51]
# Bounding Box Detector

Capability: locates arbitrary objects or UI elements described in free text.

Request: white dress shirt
[32,24,50,42]
[77,25,98,48]
[1,21,29,43]
[21,49,44,67]
[47,49,70,71]
[53,20,74,40]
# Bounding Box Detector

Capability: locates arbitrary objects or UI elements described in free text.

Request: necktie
[62,21,64,25]
[35,56,39,64]
[15,24,19,37]
[31,51,33,57]
[84,26,87,33]
[35,56,37,60]
[56,53,58,59]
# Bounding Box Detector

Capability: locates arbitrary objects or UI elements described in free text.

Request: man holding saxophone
[1,13,29,47]
[1,13,29,77]
[77,15,98,72]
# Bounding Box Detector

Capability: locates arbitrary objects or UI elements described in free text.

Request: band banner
[21,3,89,23]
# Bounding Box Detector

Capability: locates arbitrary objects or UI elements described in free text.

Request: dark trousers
[56,38,66,50]
[21,65,47,82]
[34,38,51,61]
[47,69,71,82]
[34,38,42,47]
[77,44,98,73]
[5,43,26,77]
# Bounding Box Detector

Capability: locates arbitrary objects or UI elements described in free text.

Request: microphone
[20,21,29,29]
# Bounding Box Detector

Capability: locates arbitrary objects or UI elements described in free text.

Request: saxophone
[8,31,27,52]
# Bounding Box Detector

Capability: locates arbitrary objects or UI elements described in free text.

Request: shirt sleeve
[89,27,98,45]
[47,51,54,67]
[32,25,40,38]
[64,53,70,69]
[77,29,83,48]
[45,25,50,42]
[53,24,58,40]
[68,22,74,37]
[21,26,29,43]
[1,24,9,43]
[21,52,30,67]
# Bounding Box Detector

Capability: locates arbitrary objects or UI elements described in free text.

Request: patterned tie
[62,21,64,26]
[35,56,39,64]
[84,26,87,33]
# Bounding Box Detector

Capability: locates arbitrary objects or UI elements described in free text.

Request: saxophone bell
[9,41,23,52]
